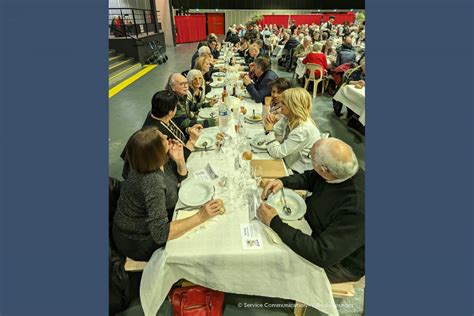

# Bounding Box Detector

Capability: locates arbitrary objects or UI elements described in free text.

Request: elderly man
[191,45,214,69]
[259,137,364,283]
[166,73,215,131]
[242,56,278,104]
[293,36,313,58]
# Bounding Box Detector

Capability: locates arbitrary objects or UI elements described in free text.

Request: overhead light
[196,9,199,11]
[317,9,321,12]
[350,9,353,12]
[333,9,337,12]
[215,9,219,11]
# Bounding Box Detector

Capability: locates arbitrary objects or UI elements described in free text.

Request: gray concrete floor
[110,43,365,315]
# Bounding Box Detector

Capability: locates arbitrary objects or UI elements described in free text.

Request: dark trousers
[325,263,363,283]
[112,225,163,261]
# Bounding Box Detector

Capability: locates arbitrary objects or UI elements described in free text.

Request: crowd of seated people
[111,18,366,313]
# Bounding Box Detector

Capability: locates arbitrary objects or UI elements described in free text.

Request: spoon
[202,141,208,152]
[281,188,292,215]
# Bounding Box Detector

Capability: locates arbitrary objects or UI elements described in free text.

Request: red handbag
[169,285,225,316]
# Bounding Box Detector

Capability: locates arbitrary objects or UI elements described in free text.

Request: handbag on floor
[169,285,225,316]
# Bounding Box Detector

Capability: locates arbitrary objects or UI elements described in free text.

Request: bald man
[259,137,365,283]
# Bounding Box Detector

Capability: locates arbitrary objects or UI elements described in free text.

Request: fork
[281,188,292,215]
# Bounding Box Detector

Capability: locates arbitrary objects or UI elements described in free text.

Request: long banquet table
[139,49,339,316]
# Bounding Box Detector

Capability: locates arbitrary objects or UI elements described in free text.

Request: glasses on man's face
[177,82,188,87]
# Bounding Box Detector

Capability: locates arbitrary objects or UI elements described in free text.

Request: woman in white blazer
[266,87,321,173]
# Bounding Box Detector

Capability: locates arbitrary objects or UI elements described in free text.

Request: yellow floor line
[109,65,157,98]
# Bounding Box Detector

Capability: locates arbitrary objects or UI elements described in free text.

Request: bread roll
[216,199,226,215]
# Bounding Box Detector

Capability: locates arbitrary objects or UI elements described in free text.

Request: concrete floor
[109,42,365,315]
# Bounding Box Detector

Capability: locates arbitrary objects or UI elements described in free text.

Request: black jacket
[270,169,365,280]
[245,69,278,104]
[336,43,356,66]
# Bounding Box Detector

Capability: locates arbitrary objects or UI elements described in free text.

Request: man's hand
[261,179,283,200]
[242,75,252,86]
[257,202,278,226]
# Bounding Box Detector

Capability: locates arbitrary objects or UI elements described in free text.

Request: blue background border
[1,0,472,314]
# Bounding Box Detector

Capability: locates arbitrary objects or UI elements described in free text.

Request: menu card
[240,222,263,250]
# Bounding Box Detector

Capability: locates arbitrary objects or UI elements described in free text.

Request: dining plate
[179,179,214,207]
[210,80,225,88]
[212,72,226,77]
[245,113,262,122]
[250,133,269,150]
[205,89,222,100]
[194,134,216,149]
[198,107,218,119]
[267,189,307,220]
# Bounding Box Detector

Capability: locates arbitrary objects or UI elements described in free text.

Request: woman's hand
[261,179,283,200]
[198,199,222,222]
[264,113,278,125]
[188,126,202,143]
[168,139,185,164]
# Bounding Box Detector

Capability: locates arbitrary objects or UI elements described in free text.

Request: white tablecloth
[140,103,338,316]
[333,85,366,125]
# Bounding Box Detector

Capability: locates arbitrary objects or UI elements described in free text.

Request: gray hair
[313,138,359,179]
[198,46,211,56]
[312,42,323,52]
[186,69,203,85]
[304,36,312,43]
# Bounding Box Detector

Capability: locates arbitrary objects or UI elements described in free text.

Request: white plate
[198,107,218,119]
[194,134,216,149]
[214,63,225,68]
[250,133,269,150]
[210,81,225,88]
[205,89,222,100]
[179,179,214,207]
[267,189,307,220]
[245,113,262,122]
[212,72,226,77]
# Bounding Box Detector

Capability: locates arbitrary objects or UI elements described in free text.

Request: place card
[205,163,218,180]
[240,222,263,250]
[247,193,258,221]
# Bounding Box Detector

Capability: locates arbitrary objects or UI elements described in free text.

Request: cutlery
[281,188,292,215]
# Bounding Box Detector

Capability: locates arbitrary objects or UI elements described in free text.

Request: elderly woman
[113,126,222,261]
[194,56,213,83]
[186,69,217,109]
[302,42,328,78]
[266,87,321,173]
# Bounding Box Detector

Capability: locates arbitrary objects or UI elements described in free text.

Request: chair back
[305,63,323,80]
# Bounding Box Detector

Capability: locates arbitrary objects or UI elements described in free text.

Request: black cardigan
[270,169,365,278]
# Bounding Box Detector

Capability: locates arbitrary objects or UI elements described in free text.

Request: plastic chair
[303,63,325,98]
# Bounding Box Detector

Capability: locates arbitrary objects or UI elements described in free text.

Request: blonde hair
[194,56,211,73]
[281,87,315,130]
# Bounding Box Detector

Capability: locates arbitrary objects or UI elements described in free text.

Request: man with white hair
[166,73,215,130]
[259,137,365,283]
[190,45,214,69]
[293,35,313,58]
